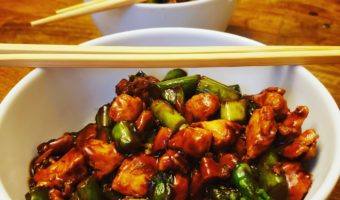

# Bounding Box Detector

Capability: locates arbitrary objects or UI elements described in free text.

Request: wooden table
[0,0,339,198]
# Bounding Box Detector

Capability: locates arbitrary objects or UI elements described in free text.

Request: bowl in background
[87,0,237,34]
[0,28,339,200]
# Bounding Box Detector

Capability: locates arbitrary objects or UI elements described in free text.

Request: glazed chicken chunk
[112,154,157,197]
[246,106,277,160]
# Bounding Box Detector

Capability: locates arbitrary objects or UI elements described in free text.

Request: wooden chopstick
[31,0,146,26]
[0,44,339,54]
[0,46,339,68]
[56,0,106,14]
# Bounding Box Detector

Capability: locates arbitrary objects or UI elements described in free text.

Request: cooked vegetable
[161,86,185,113]
[95,104,113,128]
[151,99,187,132]
[162,68,188,81]
[221,99,247,121]
[257,151,288,200]
[196,76,241,102]
[207,185,241,200]
[25,187,49,200]
[150,172,174,200]
[156,75,200,97]
[27,69,318,200]
[232,162,271,200]
[76,176,101,200]
[112,121,141,153]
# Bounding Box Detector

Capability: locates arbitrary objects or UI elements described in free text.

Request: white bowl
[0,28,339,200]
[88,0,237,34]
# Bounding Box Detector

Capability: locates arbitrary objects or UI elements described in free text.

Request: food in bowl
[26,69,318,200]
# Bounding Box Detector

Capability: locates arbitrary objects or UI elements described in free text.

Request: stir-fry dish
[26,69,319,200]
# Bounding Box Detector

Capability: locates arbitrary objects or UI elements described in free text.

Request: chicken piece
[75,124,97,148]
[235,134,247,158]
[200,154,238,183]
[280,162,312,200]
[252,87,288,117]
[281,129,319,159]
[33,148,87,188]
[152,127,172,152]
[135,110,155,133]
[83,139,124,179]
[185,93,220,122]
[245,106,277,160]
[158,149,189,174]
[110,94,143,122]
[112,154,157,197]
[278,106,309,136]
[168,127,212,158]
[190,169,204,200]
[173,173,189,200]
[115,74,159,104]
[192,119,240,150]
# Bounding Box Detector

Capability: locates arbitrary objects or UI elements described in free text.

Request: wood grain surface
[0,0,339,199]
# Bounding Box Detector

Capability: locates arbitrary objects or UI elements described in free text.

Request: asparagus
[95,104,113,128]
[257,151,288,200]
[221,99,247,121]
[150,172,174,200]
[25,187,49,200]
[161,86,185,113]
[156,75,200,97]
[207,185,242,200]
[112,121,141,154]
[197,76,241,102]
[151,100,187,132]
[232,163,272,200]
[162,68,188,81]
[76,176,102,200]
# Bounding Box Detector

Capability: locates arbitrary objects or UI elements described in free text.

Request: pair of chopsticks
[31,0,146,26]
[0,44,339,68]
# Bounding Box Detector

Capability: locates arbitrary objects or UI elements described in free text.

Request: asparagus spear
[162,68,188,81]
[112,121,141,154]
[257,151,288,200]
[95,104,113,128]
[197,76,241,102]
[76,176,102,200]
[25,187,49,200]
[150,172,174,200]
[151,100,187,132]
[221,99,247,121]
[156,75,200,97]
[232,163,272,200]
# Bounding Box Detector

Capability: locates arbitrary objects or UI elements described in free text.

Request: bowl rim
[0,27,339,200]
[127,0,220,9]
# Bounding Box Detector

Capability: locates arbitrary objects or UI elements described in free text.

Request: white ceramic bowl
[88,0,237,34]
[0,28,339,200]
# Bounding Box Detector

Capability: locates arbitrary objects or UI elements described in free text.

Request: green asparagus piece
[156,75,200,97]
[207,185,242,200]
[161,86,185,113]
[151,100,187,132]
[232,163,272,200]
[76,176,102,200]
[95,104,113,128]
[196,76,241,102]
[112,121,141,154]
[221,99,247,121]
[150,172,174,200]
[25,187,49,200]
[257,151,288,200]
[229,84,242,93]
[162,68,188,81]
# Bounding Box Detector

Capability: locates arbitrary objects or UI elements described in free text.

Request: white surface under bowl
[0,28,339,200]
[88,0,237,34]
